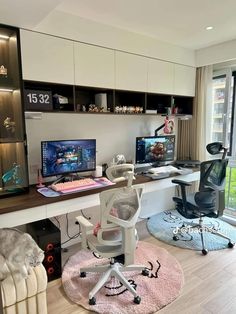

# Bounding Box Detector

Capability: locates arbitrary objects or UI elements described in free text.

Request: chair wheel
[80,272,86,278]
[202,249,208,255]
[173,235,179,241]
[89,297,96,305]
[228,241,235,248]
[134,296,141,304]
[142,268,149,276]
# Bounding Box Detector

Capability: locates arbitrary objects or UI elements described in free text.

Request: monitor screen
[135,135,175,165]
[41,139,96,177]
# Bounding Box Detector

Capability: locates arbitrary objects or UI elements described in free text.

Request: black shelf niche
[146,93,172,114]
[114,90,145,114]
[23,80,75,112]
[172,95,193,115]
[75,86,114,113]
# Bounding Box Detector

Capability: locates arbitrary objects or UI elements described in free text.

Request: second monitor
[135,135,175,166]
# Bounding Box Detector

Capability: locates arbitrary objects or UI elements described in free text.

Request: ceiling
[1,0,236,50]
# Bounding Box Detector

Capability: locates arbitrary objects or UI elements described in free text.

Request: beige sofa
[1,263,47,314]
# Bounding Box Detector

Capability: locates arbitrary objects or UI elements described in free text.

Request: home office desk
[0,171,200,228]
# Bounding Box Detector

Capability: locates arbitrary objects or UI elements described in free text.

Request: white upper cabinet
[115,51,148,92]
[147,59,174,94]
[74,42,115,88]
[20,30,74,84]
[174,64,196,96]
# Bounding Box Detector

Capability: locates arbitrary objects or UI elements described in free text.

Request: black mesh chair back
[195,158,228,217]
[199,159,228,192]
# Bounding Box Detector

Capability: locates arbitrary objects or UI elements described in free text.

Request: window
[212,69,236,217]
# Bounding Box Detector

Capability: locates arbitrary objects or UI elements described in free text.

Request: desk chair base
[80,261,149,305]
[173,216,235,255]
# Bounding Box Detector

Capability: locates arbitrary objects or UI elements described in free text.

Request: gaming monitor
[41,139,96,177]
[135,135,175,165]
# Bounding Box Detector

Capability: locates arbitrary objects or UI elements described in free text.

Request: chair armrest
[172,179,192,187]
[172,179,192,208]
[76,216,94,249]
[76,215,94,229]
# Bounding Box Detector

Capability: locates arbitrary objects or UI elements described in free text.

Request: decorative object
[163,116,174,134]
[88,104,104,112]
[154,115,174,136]
[114,154,126,164]
[2,162,23,185]
[36,168,45,188]
[3,117,15,133]
[62,241,184,314]
[147,209,236,251]
[0,65,7,77]
[114,105,143,114]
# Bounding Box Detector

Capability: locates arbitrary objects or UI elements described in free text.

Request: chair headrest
[206,142,228,158]
[106,164,135,186]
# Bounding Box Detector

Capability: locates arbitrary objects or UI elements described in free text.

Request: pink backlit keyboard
[50,178,102,194]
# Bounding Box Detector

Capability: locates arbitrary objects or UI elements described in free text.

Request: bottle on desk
[92,165,103,178]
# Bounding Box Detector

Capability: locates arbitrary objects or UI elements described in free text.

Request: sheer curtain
[177,65,213,162]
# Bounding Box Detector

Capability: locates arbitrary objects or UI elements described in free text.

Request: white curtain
[177,65,213,162]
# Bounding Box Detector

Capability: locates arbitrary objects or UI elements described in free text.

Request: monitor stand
[52,173,84,185]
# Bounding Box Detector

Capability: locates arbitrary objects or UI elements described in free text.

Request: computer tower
[27,218,61,282]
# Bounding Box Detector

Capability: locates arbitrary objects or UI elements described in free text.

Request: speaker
[27,218,61,282]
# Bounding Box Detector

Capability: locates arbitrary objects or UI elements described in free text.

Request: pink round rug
[62,241,184,314]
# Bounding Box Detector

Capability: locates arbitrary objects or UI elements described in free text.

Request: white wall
[196,38,236,67]
[33,11,195,67]
[26,112,168,184]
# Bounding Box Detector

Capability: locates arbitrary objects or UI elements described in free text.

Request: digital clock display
[24,89,53,111]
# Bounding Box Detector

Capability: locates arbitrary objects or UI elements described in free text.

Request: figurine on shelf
[0,65,8,78]
[2,163,23,186]
[88,104,104,112]
[3,117,16,133]
[163,116,174,134]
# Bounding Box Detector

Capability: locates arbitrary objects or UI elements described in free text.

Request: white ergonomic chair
[106,163,135,186]
[76,164,148,305]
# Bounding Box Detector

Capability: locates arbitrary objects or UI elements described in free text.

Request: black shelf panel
[22,81,194,116]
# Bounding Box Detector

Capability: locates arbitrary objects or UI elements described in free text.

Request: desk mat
[37,187,60,197]
[37,177,115,197]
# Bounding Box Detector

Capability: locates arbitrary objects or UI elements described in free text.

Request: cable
[60,213,81,246]
[53,216,61,229]
[81,209,91,220]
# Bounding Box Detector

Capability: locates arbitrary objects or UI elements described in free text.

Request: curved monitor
[135,135,175,165]
[41,139,96,177]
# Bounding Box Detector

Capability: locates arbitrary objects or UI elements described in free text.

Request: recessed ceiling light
[206,26,213,30]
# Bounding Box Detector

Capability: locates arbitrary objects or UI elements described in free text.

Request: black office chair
[172,142,235,255]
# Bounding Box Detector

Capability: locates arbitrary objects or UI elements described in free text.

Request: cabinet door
[174,64,196,96]
[20,30,74,84]
[115,51,147,92]
[147,59,174,94]
[74,43,115,88]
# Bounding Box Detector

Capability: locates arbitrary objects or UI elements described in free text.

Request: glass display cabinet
[0,24,29,197]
